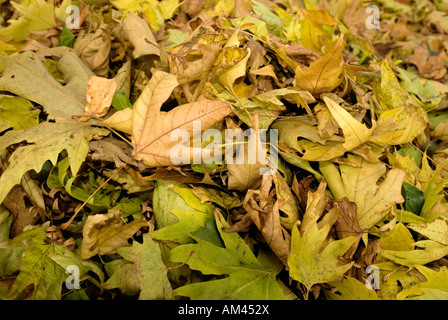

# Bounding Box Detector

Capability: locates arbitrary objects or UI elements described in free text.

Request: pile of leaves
[0,0,448,300]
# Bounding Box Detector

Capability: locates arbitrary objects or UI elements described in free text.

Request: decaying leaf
[0,51,92,120]
[81,210,149,259]
[79,76,117,121]
[288,180,357,297]
[103,233,172,299]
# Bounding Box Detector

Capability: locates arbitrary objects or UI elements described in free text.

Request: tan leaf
[131,71,231,167]
[406,46,447,80]
[79,76,117,121]
[101,107,133,135]
[74,26,111,77]
[122,12,160,59]
[243,175,291,265]
[81,210,149,260]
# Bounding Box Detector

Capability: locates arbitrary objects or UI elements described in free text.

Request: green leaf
[103,233,172,299]
[111,92,133,111]
[170,210,286,300]
[401,182,425,215]
[0,122,109,205]
[191,218,224,248]
[0,95,40,132]
[59,27,76,48]
[152,181,215,244]
[5,228,67,300]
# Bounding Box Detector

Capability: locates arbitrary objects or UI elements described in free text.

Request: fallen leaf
[323,96,374,151]
[151,181,215,244]
[131,71,231,167]
[243,175,291,265]
[0,95,40,132]
[0,121,109,204]
[170,209,286,300]
[0,51,92,121]
[288,180,357,298]
[333,197,363,261]
[322,155,405,230]
[294,35,345,97]
[74,26,111,77]
[381,240,448,267]
[79,76,117,121]
[103,233,172,299]
[81,210,149,259]
[122,12,160,59]
[406,46,447,80]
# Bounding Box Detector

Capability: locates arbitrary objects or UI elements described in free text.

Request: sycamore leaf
[0,0,56,42]
[81,210,149,259]
[420,166,448,221]
[409,265,448,299]
[323,96,374,151]
[101,107,133,135]
[190,185,242,210]
[215,48,251,91]
[243,174,291,265]
[322,155,405,230]
[0,122,109,204]
[103,233,172,299]
[294,35,345,97]
[380,222,415,252]
[5,228,67,300]
[325,276,378,300]
[288,179,357,296]
[407,217,448,246]
[170,210,286,300]
[381,240,448,267]
[152,181,215,244]
[131,71,231,167]
[0,51,93,121]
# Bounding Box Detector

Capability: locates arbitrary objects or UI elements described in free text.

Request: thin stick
[61,159,130,230]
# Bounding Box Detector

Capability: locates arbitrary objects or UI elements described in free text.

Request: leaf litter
[0,0,447,301]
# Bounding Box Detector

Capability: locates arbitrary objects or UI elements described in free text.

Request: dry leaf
[294,35,345,97]
[243,174,291,265]
[406,46,447,80]
[132,71,231,167]
[79,76,117,121]
[122,12,160,59]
